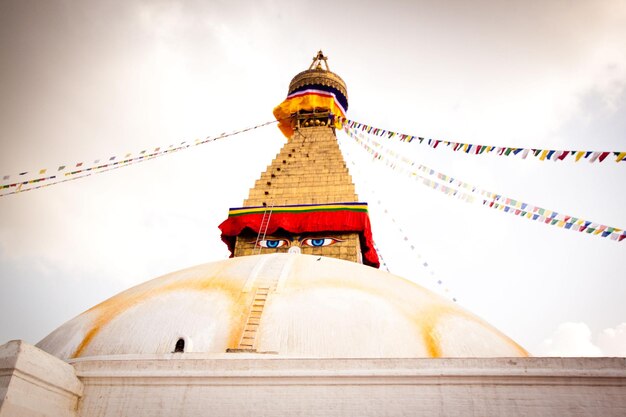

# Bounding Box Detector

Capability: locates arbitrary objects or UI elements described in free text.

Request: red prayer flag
[598,151,610,162]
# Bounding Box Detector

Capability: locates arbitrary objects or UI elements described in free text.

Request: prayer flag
[598,151,610,162]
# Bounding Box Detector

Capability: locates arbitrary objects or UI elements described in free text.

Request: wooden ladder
[236,286,271,351]
[254,203,274,255]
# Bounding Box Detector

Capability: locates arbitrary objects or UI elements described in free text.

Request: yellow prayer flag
[557,220,565,227]
[616,152,626,162]
[39,169,46,175]
[539,150,549,161]
[575,151,585,162]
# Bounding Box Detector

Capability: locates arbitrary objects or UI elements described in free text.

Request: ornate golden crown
[287,51,348,102]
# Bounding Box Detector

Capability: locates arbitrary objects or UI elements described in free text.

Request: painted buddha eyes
[258,239,288,248]
[255,237,340,248]
[301,238,338,247]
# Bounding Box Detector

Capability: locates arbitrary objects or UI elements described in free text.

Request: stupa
[35,51,525,359]
[1,51,624,417]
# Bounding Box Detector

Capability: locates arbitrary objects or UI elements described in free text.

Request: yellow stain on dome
[284,267,528,358]
[68,256,528,359]
[72,263,248,358]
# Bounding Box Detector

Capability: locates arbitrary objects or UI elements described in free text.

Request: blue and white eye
[258,239,288,248]
[302,237,339,247]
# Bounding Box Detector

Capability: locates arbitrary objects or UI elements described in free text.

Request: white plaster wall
[0,340,82,417]
[71,354,626,417]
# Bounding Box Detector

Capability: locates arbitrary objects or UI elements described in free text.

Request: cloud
[538,322,626,357]
[596,323,626,357]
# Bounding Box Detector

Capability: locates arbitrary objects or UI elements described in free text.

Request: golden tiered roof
[243,126,358,207]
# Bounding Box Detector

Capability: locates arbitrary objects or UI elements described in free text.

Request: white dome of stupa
[37,253,527,359]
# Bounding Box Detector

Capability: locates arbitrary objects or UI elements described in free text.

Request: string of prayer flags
[342,118,626,164]
[344,125,488,201]
[341,145,458,302]
[483,199,626,241]
[374,198,458,302]
[342,125,625,243]
[372,241,391,273]
[1,119,278,197]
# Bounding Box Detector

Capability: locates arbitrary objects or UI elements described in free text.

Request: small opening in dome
[174,338,185,353]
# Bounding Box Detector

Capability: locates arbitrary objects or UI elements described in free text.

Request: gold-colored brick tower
[219,51,379,268]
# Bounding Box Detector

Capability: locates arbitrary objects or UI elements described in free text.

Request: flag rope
[343,125,626,242]
[340,142,459,302]
[344,118,626,164]
[1,119,279,197]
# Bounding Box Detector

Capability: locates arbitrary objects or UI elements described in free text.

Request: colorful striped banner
[228,202,368,217]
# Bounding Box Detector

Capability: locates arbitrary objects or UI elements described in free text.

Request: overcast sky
[1,0,625,356]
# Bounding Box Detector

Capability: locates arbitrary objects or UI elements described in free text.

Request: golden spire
[309,50,330,71]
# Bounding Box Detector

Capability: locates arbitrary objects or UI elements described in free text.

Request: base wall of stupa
[3,341,625,417]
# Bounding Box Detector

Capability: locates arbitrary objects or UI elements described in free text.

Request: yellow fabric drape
[273,92,346,138]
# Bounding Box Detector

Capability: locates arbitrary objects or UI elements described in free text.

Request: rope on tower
[344,118,626,164]
[345,126,486,200]
[0,119,280,197]
[342,125,626,242]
